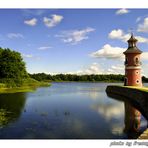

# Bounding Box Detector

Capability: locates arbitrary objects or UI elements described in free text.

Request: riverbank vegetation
[0,78,50,93]
[0,48,50,93]
[30,73,148,83]
[30,73,124,82]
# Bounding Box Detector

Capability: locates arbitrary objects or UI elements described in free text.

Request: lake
[0,82,147,139]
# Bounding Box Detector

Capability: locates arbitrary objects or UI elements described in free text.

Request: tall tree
[0,48,28,79]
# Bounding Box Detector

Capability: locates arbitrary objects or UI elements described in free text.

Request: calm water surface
[0,82,147,139]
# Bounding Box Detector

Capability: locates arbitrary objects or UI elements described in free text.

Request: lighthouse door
[124,77,128,86]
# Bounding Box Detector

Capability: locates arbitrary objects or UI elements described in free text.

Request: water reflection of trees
[0,93,26,127]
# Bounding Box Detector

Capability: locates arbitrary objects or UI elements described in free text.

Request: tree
[0,48,28,79]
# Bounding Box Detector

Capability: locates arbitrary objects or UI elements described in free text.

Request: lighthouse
[123,33,142,87]
[123,33,142,133]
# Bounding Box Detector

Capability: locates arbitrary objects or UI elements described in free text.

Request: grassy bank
[124,86,148,92]
[0,78,50,94]
[110,85,148,93]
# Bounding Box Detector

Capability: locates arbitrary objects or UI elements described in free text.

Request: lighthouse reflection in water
[106,91,146,139]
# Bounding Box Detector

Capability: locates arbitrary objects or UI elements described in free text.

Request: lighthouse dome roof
[123,34,142,54]
[123,47,142,54]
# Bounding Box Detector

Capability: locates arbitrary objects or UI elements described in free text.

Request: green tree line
[29,73,148,83]
[29,73,124,82]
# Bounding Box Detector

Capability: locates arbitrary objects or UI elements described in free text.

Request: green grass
[0,78,51,94]
[124,86,148,92]
[0,87,35,94]
[111,85,148,93]
[21,78,50,87]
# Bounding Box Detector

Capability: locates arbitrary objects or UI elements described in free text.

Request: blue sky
[0,9,148,75]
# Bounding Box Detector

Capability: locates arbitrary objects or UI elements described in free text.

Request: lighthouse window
[135,57,139,65]
[125,58,128,65]
[125,71,127,75]
[135,71,139,75]
[136,79,139,84]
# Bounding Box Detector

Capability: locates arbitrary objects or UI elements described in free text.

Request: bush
[0,83,6,88]
[0,78,23,88]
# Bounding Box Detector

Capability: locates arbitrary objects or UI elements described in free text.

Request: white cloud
[136,36,148,43]
[24,18,37,26]
[7,33,24,39]
[90,44,125,59]
[108,29,148,43]
[136,17,141,23]
[43,14,63,28]
[38,46,52,50]
[116,9,129,15]
[108,29,124,39]
[67,63,126,75]
[22,54,33,58]
[107,64,124,74]
[46,63,104,75]
[56,27,95,45]
[108,29,131,42]
[142,52,148,60]
[142,63,148,76]
[68,63,105,75]
[137,17,148,32]
[83,63,104,74]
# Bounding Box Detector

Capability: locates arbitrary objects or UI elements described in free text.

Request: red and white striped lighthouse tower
[124,33,142,87]
[123,33,142,133]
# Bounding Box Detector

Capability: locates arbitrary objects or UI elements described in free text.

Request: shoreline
[50,80,123,83]
[0,81,148,94]
[0,84,51,94]
[0,87,36,94]
[0,79,51,94]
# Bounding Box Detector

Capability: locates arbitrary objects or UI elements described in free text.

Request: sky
[0,9,148,76]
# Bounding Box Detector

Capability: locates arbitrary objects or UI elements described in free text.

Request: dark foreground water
[0,82,147,139]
